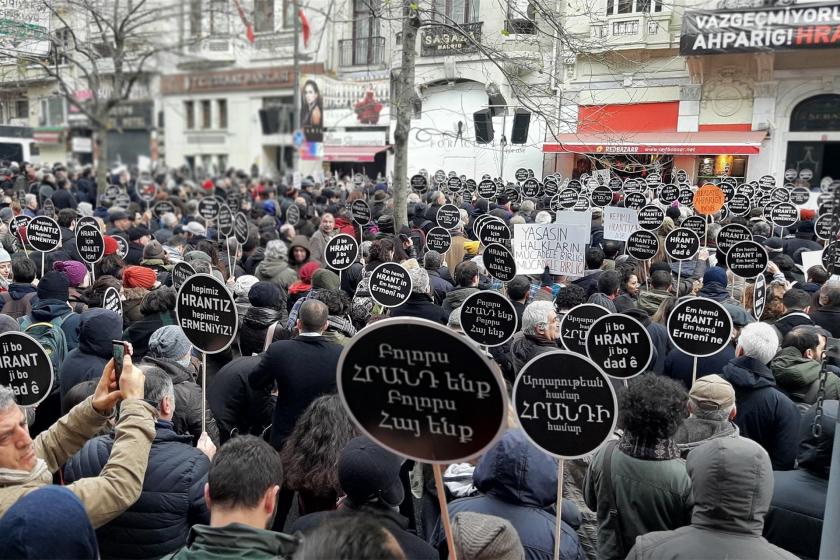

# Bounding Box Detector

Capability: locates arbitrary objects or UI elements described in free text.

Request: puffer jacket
[720,356,801,470]
[65,421,210,560]
[627,437,797,560]
[59,308,124,399]
[442,285,479,316]
[239,306,287,357]
[770,346,840,404]
[143,356,220,446]
[637,288,670,316]
[431,429,585,560]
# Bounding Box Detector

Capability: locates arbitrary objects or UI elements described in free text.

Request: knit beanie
[409,267,430,294]
[123,266,157,289]
[298,261,321,284]
[148,325,192,360]
[37,271,69,302]
[103,235,118,256]
[143,240,166,260]
[265,239,288,261]
[703,266,728,288]
[53,260,88,287]
[0,247,9,263]
[234,275,259,299]
[452,512,525,560]
[0,313,18,334]
[312,269,340,290]
[248,281,282,308]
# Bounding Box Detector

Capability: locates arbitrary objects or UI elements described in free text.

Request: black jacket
[65,421,210,560]
[572,271,603,299]
[123,310,176,361]
[389,293,448,324]
[719,356,800,470]
[207,355,275,444]
[249,335,342,450]
[143,356,220,445]
[426,269,453,306]
[239,306,286,357]
[774,311,814,340]
[663,343,736,391]
[810,306,840,338]
[59,308,124,399]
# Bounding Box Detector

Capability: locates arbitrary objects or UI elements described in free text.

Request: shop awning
[543,131,767,155]
[323,145,390,162]
[33,128,65,144]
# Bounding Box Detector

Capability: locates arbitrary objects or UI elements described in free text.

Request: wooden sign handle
[553,459,565,560]
[433,464,457,560]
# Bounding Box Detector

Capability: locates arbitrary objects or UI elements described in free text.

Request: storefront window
[696,154,747,182]
[573,153,673,182]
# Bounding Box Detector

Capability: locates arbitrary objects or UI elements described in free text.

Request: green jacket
[165,523,299,560]
[637,289,670,317]
[770,346,840,403]
[583,440,693,560]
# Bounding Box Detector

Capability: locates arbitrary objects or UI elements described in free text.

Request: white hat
[184,221,206,236]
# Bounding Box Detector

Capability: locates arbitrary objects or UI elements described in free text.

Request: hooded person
[287,234,313,273]
[0,486,99,560]
[255,239,298,292]
[20,270,83,351]
[233,274,259,319]
[626,437,797,560]
[764,400,838,559]
[431,430,585,560]
[698,266,738,305]
[122,265,160,326]
[123,286,178,360]
[142,325,220,446]
[141,240,173,285]
[287,260,321,312]
[53,260,90,314]
[59,308,124,400]
[239,281,289,358]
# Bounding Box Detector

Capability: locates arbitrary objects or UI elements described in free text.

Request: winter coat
[165,523,299,560]
[637,288,670,316]
[719,356,801,470]
[810,305,840,338]
[308,229,336,264]
[774,311,814,340]
[21,299,82,351]
[143,356,220,446]
[389,292,448,324]
[239,306,287,357]
[584,437,692,560]
[674,417,739,458]
[432,429,585,560]
[510,333,558,375]
[122,287,150,327]
[287,235,313,273]
[64,421,210,560]
[123,310,176,361]
[663,343,736,391]
[0,397,156,529]
[697,281,739,304]
[1,282,38,318]
[444,233,469,273]
[255,253,298,293]
[571,271,603,299]
[427,269,453,305]
[442,285,479,316]
[625,309,666,374]
[207,356,275,444]
[627,437,797,560]
[771,346,840,405]
[60,309,124,399]
[248,335,342,450]
[613,292,637,313]
[340,261,364,296]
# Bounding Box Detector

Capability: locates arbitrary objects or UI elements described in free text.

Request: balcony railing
[338,37,385,67]
[420,22,482,57]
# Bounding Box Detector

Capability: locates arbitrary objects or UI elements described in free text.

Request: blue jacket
[65,421,210,560]
[59,309,124,399]
[431,429,585,560]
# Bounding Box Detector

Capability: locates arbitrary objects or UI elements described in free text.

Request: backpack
[0,291,37,319]
[21,314,68,375]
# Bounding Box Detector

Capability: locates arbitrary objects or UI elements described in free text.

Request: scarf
[327,315,357,338]
[0,458,50,486]
[288,281,311,296]
[618,432,681,461]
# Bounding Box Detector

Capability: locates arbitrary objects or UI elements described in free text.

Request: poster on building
[513,223,587,276]
[300,77,323,142]
[0,0,51,57]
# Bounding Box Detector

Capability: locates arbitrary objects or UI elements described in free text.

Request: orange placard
[693,184,725,215]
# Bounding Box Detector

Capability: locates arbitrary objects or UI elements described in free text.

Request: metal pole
[292,0,301,175]
[820,414,840,559]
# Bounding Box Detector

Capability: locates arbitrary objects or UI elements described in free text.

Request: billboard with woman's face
[301,79,323,142]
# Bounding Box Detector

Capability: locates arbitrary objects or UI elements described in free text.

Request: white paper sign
[799,249,823,276]
[555,209,592,231]
[513,223,587,276]
[603,206,639,242]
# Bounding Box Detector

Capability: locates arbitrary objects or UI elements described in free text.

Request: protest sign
[478,179,497,199]
[624,191,647,211]
[369,263,412,308]
[716,223,752,255]
[590,185,612,207]
[586,314,652,379]
[667,297,732,357]
[437,204,461,230]
[447,176,463,194]
[739,183,756,199]
[103,286,122,317]
[790,187,810,206]
[114,194,131,210]
[801,249,824,276]
[478,218,511,246]
[770,187,791,204]
[815,214,839,241]
[198,197,221,221]
[460,291,518,347]
[172,261,196,290]
[26,216,60,252]
[659,183,679,204]
[515,168,529,182]
[694,184,725,215]
[233,212,249,244]
[153,201,176,219]
[638,205,664,231]
[10,215,29,246]
[76,216,98,230]
[522,178,541,198]
[665,228,700,261]
[727,240,768,279]
[323,234,359,271]
[410,174,428,193]
[603,206,639,242]
[678,187,694,206]
[226,192,241,213]
[483,243,517,283]
[557,188,579,209]
[770,202,799,228]
[217,204,233,237]
[513,351,617,459]
[554,209,592,231]
[544,177,560,197]
[560,303,610,355]
[626,230,659,261]
[680,216,706,239]
[285,204,301,226]
[351,200,371,225]
[176,273,238,354]
[75,224,104,264]
[337,317,507,463]
[824,242,840,275]
[758,174,776,191]
[753,274,766,320]
[138,182,157,201]
[726,193,752,217]
[0,332,53,407]
[425,227,452,254]
[114,235,129,259]
[513,223,587,276]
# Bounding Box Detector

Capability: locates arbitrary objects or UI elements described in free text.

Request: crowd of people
[0,159,836,559]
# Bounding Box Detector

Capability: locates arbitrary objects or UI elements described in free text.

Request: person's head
[781,288,811,313]
[148,325,193,366]
[36,270,69,302]
[319,213,334,234]
[292,516,405,560]
[451,512,524,560]
[110,210,131,232]
[619,266,640,297]
[448,307,462,331]
[735,322,779,364]
[205,435,284,529]
[423,250,442,271]
[139,364,175,421]
[506,275,531,304]
[688,374,736,423]
[248,281,282,309]
[122,265,158,290]
[752,220,771,238]
[702,266,728,288]
[601,240,621,260]
[783,325,830,362]
[650,269,672,291]
[297,299,329,334]
[408,267,430,295]
[303,79,320,106]
[819,280,840,307]
[522,300,559,342]
[292,246,308,264]
[53,260,88,288]
[597,270,621,298]
[807,265,830,285]
[338,436,405,509]
[554,284,586,313]
[0,385,35,471]
[11,256,36,284]
[455,260,479,288]
[585,247,605,270]
[23,193,36,210]
[619,373,687,439]
[0,248,10,280]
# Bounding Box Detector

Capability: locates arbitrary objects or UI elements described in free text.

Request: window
[218,99,227,128]
[201,100,211,129]
[210,0,229,34]
[52,28,72,65]
[605,0,661,15]
[190,0,202,37]
[506,0,535,34]
[254,0,275,33]
[15,100,28,119]
[432,0,479,24]
[282,0,295,29]
[218,154,228,171]
[185,101,195,129]
[353,0,379,38]
[39,97,64,126]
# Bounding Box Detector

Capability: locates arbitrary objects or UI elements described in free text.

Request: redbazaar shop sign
[681,3,840,55]
[544,143,761,155]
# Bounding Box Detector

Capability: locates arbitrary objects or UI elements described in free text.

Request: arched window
[790,95,840,132]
